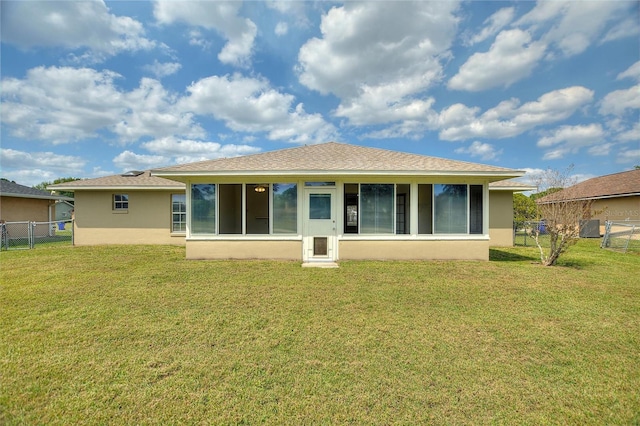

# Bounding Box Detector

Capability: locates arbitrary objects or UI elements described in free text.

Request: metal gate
[1,220,73,250]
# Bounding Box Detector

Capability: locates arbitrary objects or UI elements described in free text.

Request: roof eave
[152,170,525,179]
[1,193,73,201]
[47,185,185,191]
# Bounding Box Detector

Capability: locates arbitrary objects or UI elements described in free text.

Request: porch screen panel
[219,184,242,234]
[418,184,433,234]
[434,184,467,234]
[360,184,394,234]
[469,185,483,234]
[273,183,297,234]
[191,184,216,234]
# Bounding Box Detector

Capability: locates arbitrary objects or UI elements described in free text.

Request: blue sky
[1,0,638,187]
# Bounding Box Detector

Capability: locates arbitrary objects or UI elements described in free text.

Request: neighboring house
[49,171,186,246]
[143,142,526,262]
[0,180,73,237]
[54,200,75,222]
[537,169,640,232]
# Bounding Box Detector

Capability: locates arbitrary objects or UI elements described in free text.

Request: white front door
[303,188,337,262]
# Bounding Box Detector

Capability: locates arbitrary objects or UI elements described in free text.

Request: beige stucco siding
[339,239,489,260]
[186,239,490,261]
[593,196,640,222]
[73,190,185,246]
[488,191,514,247]
[1,196,51,222]
[0,196,54,237]
[186,240,301,260]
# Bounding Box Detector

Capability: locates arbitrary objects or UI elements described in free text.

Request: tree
[34,177,80,198]
[531,166,595,266]
[513,193,536,229]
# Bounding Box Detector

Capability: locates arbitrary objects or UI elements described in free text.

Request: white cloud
[297,2,459,131]
[464,7,515,46]
[298,2,458,98]
[180,73,337,143]
[617,61,640,82]
[599,84,640,116]
[537,124,604,150]
[588,143,613,157]
[141,137,261,164]
[275,22,289,36]
[615,122,640,142]
[1,67,126,143]
[0,148,87,186]
[515,1,634,57]
[439,86,594,141]
[143,60,182,78]
[113,150,169,171]
[448,29,546,92]
[1,148,86,173]
[617,149,640,164]
[454,141,502,161]
[537,124,608,160]
[601,17,640,44]
[115,77,205,143]
[0,0,156,62]
[153,1,257,67]
[0,66,203,144]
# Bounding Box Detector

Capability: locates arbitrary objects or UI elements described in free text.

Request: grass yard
[1,241,639,424]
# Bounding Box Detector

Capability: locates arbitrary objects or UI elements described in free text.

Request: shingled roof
[152,142,523,179]
[48,170,185,191]
[0,180,72,200]
[538,169,640,203]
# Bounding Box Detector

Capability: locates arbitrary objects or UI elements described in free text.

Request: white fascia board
[152,170,525,179]
[489,185,537,192]
[48,186,184,191]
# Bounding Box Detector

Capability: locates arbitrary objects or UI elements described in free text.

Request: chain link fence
[514,221,548,247]
[1,220,73,250]
[601,220,640,253]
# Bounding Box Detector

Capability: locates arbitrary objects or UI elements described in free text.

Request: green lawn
[1,241,639,424]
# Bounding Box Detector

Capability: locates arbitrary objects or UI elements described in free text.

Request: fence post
[29,222,34,249]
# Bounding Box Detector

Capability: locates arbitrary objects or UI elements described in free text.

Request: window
[171,194,186,233]
[344,184,359,233]
[469,185,483,234]
[418,184,433,234]
[396,184,410,234]
[360,184,394,234]
[113,194,128,210]
[309,194,331,219]
[305,182,335,187]
[219,184,242,234]
[273,184,297,234]
[246,184,269,234]
[434,184,467,234]
[191,184,216,234]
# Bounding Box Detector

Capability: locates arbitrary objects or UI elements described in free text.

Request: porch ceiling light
[254,185,267,193]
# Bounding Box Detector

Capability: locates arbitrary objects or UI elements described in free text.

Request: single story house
[0,180,73,237]
[49,171,186,246]
[537,168,640,234]
[51,143,530,262]
[54,200,75,222]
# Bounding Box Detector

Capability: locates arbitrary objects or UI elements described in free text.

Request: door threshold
[302,262,339,268]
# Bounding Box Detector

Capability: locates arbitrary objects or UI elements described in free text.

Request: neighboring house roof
[0,180,73,201]
[488,180,537,192]
[48,170,185,191]
[152,142,524,180]
[538,169,640,203]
